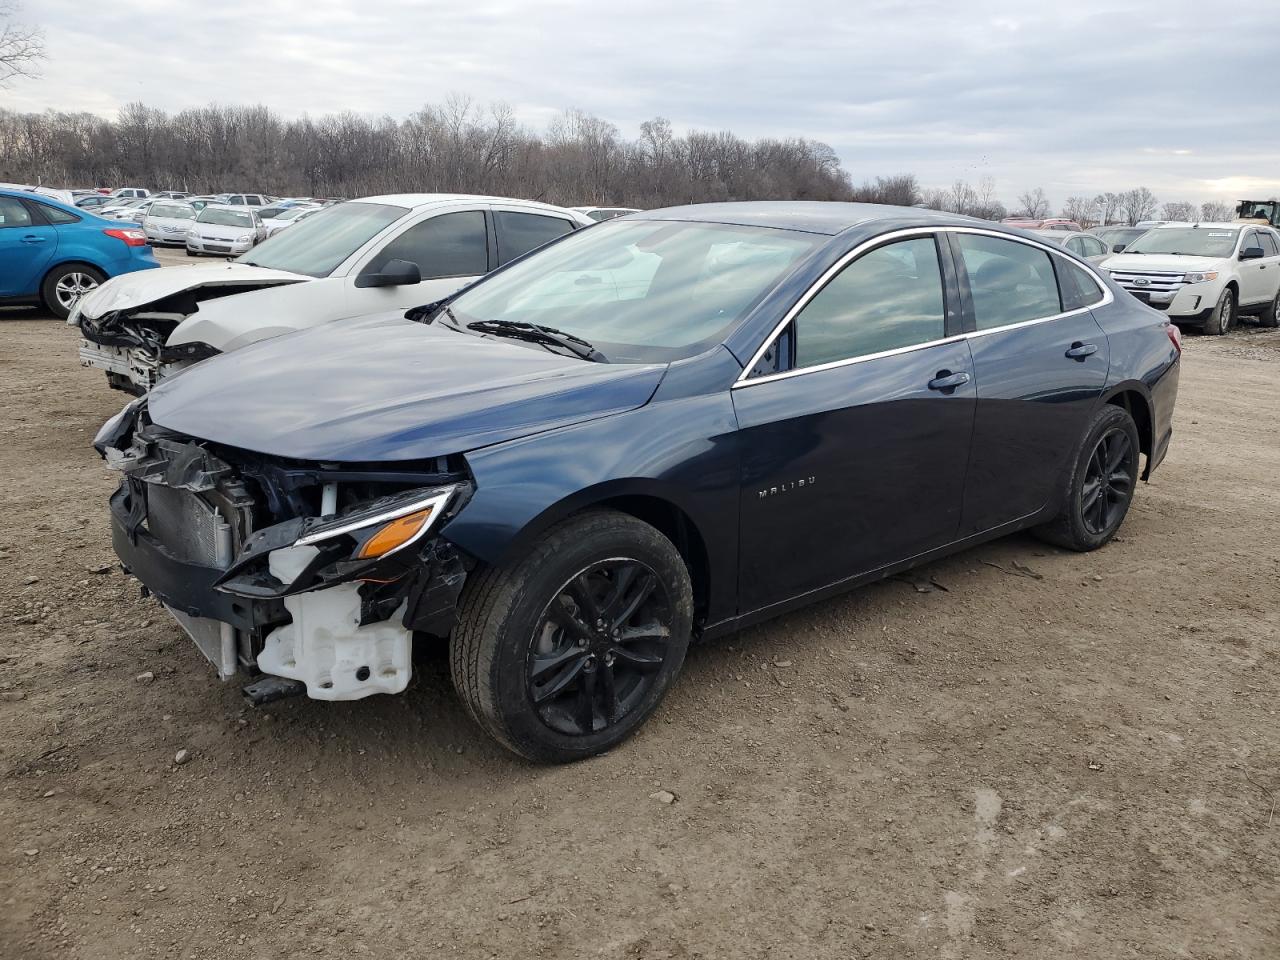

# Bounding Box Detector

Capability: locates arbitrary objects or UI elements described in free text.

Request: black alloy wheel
[1080,428,1135,536]
[528,559,673,737]
[451,509,693,763]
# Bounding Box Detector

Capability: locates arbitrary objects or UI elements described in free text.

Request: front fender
[441,347,744,625]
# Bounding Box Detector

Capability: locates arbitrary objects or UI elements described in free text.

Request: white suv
[1106,223,1280,334]
[70,194,593,393]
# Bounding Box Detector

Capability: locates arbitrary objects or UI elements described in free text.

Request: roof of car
[629,201,985,235]
[354,194,581,213]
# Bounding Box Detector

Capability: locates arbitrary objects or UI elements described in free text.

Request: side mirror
[1112,243,1127,253]
[355,258,422,288]
[1239,246,1265,261]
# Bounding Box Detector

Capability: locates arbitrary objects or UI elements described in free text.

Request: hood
[1103,253,1224,274]
[76,263,306,321]
[147,313,667,462]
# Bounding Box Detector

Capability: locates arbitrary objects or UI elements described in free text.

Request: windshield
[198,208,253,227]
[235,202,406,277]
[258,206,290,220]
[447,219,822,362]
[1125,227,1239,257]
[149,202,194,220]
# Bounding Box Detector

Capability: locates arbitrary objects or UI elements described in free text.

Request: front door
[733,234,975,611]
[949,231,1111,534]
[347,209,491,314]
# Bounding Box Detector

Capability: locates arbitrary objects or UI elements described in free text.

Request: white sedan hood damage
[74,263,306,322]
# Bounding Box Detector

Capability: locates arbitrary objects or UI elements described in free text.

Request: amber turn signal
[355,507,434,559]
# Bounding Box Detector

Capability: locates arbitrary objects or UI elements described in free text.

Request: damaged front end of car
[96,399,473,704]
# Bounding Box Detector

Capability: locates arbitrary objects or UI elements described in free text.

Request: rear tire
[450,509,693,763]
[40,263,105,320]
[1258,289,1280,328]
[1203,288,1234,336]
[1033,404,1140,552]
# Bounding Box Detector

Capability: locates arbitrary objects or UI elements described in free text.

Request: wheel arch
[1102,382,1155,478]
[486,480,714,627]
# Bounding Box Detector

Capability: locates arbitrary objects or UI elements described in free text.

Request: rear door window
[1260,232,1280,258]
[956,233,1062,329]
[495,211,575,265]
[361,210,489,280]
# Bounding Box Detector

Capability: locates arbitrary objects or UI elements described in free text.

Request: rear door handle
[1065,341,1098,360]
[927,370,971,391]
[20,235,47,244]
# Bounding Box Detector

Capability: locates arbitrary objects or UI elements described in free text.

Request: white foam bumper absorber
[256,546,412,701]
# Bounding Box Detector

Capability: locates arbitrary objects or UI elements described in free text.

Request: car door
[347,208,491,313]
[492,208,578,266]
[1237,229,1272,306]
[1078,235,1109,263]
[732,232,975,609]
[1257,231,1280,301]
[0,197,57,298]
[950,230,1111,536]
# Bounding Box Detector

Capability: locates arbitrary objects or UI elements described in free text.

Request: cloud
[8,0,1279,205]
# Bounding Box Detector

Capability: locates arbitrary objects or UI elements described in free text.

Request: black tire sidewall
[1062,406,1141,550]
[1206,289,1233,335]
[41,263,105,319]
[468,512,693,762]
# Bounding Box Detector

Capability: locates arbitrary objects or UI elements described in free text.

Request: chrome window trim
[733,225,1116,390]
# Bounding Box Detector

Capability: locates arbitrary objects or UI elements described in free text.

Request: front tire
[1034,404,1140,552]
[450,510,694,763]
[1203,288,1234,336]
[40,263,105,320]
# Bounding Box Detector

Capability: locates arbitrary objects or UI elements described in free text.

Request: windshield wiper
[465,320,608,362]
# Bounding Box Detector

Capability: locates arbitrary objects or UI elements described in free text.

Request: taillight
[1164,321,1182,356]
[103,227,147,247]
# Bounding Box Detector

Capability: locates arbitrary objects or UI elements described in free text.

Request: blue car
[0,187,159,318]
[95,202,1180,761]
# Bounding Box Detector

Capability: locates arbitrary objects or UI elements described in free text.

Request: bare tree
[971,176,1005,221]
[1119,187,1158,225]
[1201,200,1233,222]
[850,173,920,206]
[0,1,43,85]
[1017,187,1051,219]
[1161,201,1198,223]
[1062,196,1095,228]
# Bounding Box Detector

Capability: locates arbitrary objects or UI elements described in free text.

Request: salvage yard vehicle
[1030,228,1111,263]
[71,195,594,393]
[0,187,159,319]
[570,206,642,222]
[1106,222,1280,333]
[96,201,1181,762]
[140,200,197,246]
[1094,226,1149,254]
[184,205,266,257]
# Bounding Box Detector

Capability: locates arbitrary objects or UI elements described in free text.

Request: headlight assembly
[216,484,462,598]
[1183,271,1219,284]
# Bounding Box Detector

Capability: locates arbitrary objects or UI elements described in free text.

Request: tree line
[0,99,855,207]
[0,97,1242,225]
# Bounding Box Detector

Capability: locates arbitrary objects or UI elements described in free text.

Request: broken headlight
[216,484,461,599]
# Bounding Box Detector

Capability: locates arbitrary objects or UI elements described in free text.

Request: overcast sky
[9,0,1280,207]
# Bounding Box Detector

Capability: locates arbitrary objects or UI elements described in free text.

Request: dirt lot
[1,303,1278,960]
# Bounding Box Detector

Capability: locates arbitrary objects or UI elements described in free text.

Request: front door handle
[20,234,48,244]
[1065,341,1098,361]
[927,370,971,392]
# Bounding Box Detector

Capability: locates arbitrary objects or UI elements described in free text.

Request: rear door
[0,197,57,298]
[733,232,975,610]
[950,231,1110,535]
[347,207,491,313]
[492,208,578,266]
[1257,231,1280,302]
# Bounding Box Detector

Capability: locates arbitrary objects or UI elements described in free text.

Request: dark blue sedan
[0,187,159,318]
[96,202,1180,761]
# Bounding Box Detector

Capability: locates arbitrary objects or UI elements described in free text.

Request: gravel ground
[1,303,1278,960]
